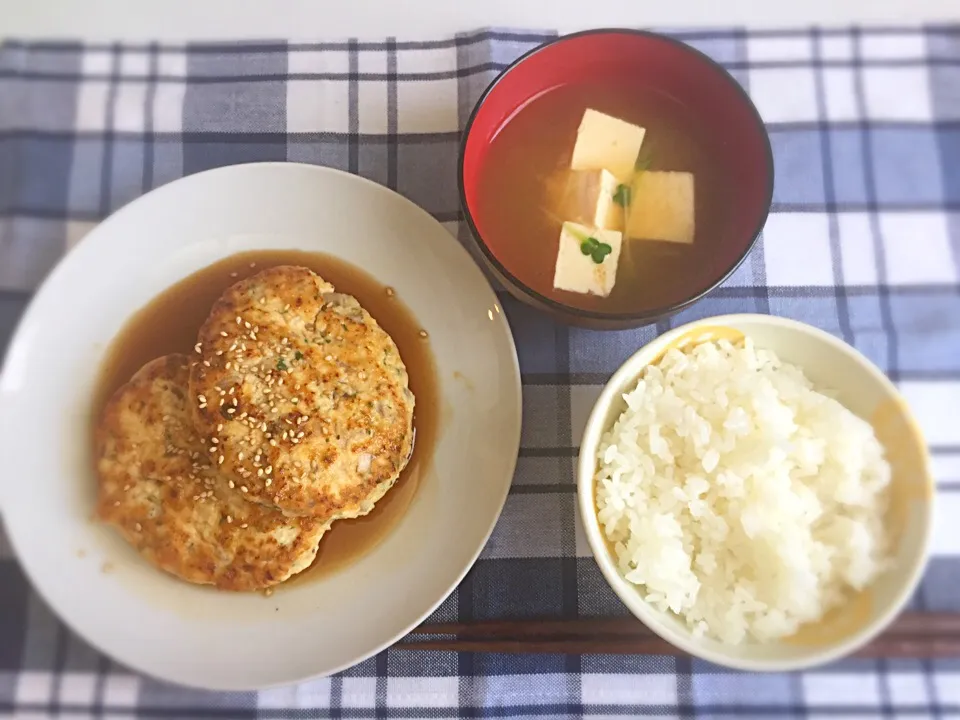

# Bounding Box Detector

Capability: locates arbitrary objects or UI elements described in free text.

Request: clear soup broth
[474,79,733,315]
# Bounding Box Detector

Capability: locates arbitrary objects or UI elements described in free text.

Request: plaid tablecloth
[1,25,959,719]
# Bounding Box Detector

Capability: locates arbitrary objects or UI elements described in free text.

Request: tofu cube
[547,168,624,231]
[553,222,623,298]
[570,109,647,183]
[625,171,695,244]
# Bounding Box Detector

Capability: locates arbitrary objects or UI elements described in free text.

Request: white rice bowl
[595,338,892,645]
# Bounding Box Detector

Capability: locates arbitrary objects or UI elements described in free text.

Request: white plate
[0,163,522,690]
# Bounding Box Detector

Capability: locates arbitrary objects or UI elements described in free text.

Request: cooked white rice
[595,338,891,644]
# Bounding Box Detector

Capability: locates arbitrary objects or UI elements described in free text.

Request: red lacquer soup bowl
[459,29,774,330]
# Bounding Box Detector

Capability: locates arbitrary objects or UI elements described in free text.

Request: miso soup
[473,79,734,315]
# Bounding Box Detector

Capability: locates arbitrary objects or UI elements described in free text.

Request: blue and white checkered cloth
[1,26,959,719]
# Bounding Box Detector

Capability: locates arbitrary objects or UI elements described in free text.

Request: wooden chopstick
[396,612,960,658]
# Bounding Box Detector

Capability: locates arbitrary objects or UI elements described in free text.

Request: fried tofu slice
[570,109,646,183]
[547,168,624,231]
[625,171,695,245]
[553,222,623,298]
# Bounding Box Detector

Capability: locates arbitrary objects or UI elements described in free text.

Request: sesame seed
[265,466,273,475]
[230,271,238,278]
[194,343,202,354]
[264,588,274,597]
[199,403,207,409]
[220,331,228,337]
[385,287,395,297]
[203,360,211,367]
[198,394,207,403]
[259,298,266,304]
[257,468,264,477]
[217,424,223,431]
[228,480,235,488]
[265,478,272,487]
[135,523,142,531]
[281,337,288,345]
[324,355,333,362]
[209,447,217,453]
[226,408,236,414]
[219,398,225,406]
[218,455,224,464]
[250,262,256,268]
[297,431,305,438]
[241,523,248,529]
[269,439,277,446]
[238,452,244,461]
[211,438,219,445]
[225,362,232,370]
[419,329,428,338]
[216,350,223,356]
[241,486,248,493]
[227,515,232,523]
[229,387,236,395]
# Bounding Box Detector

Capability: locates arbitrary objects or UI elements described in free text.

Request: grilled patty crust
[96,354,330,590]
[189,266,416,519]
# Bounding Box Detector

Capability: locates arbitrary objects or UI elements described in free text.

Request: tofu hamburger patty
[96,354,330,590]
[189,265,416,519]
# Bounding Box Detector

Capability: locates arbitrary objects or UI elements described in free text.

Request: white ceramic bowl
[0,163,522,689]
[577,313,934,671]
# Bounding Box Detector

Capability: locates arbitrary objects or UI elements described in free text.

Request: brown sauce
[92,249,438,582]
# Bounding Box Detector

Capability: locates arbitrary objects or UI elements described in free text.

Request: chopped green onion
[613,184,631,207]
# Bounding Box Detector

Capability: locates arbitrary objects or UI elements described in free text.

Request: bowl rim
[457,28,776,323]
[576,313,935,671]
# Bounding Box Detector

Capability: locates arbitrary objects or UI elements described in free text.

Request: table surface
[0,22,959,720]
[1,0,959,41]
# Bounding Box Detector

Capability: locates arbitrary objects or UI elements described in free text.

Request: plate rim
[0,161,523,689]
